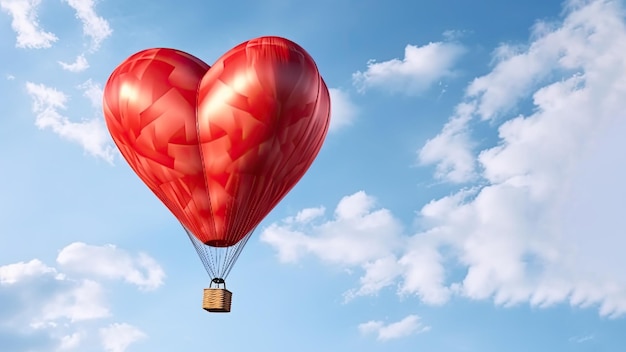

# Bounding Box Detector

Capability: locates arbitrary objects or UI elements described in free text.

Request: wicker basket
[203,288,232,313]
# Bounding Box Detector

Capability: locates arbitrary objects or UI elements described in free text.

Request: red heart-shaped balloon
[103,37,330,247]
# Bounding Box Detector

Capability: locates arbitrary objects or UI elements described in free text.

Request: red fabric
[103,37,330,247]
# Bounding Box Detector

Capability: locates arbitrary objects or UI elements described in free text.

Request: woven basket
[203,288,232,313]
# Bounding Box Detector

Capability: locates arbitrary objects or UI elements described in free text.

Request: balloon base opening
[204,240,232,248]
[203,288,232,313]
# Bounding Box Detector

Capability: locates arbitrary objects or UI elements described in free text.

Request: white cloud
[466,42,559,121]
[283,206,325,224]
[398,239,451,305]
[265,0,626,318]
[464,0,625,122]
[57,242,165,291]
[39,279,110,323]
[6,74,16,80]
[569,334,594,343]
[418,102,477,183]
[353,42,465,95]
[261,192,407,299]
[58,332,82,350]
[25,82,116,163]
[262,192,451,305]
[0,260,107,351]
[422,0,626,317]
[0,0,58,48]
[0,243,162,350]
[343,255,403,301]
[261,192,404,267]
[358,315,430,341]
[78,79,103,108]
[59,55,90,72]
[63,0,112,51]
[418,0,626,183]
[100,323,146,352]
[329,88,358,131]
[443,29,471,41]
[0,259,59,284]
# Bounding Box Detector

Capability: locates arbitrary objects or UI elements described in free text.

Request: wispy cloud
[58,54,90,72]
[78,79,104,107]
[329,88,358,131]
[58,333,82,350]
[442,29,471,41]
[25,82,116,163]
[359,315,430,341]
[0,0,58,48]
[57,242,165,291]
[100,323,146,352]
[418,102,477,183]
[353,42,465,95]
[569,334,594,343]
[63,0,112,51]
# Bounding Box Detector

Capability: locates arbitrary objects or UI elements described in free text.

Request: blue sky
[1,0,626,351]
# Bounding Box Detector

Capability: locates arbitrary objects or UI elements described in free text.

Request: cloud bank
[264,0,626,319]
[0,243,162,351]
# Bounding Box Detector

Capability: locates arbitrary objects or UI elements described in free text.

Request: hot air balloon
[102,36,331,313]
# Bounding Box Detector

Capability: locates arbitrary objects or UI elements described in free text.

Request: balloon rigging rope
[183,224,216,279]
[183,222,253,281]
[221,172,243,276]
[222,228,255,279]
[182,146,254,280]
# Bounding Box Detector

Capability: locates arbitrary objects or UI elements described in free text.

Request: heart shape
[103,37,330,247]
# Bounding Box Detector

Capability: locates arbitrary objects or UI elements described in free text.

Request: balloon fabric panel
[196,37,330,247]
[103,48,211,245]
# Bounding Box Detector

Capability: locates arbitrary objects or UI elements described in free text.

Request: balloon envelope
[103,37,330,248]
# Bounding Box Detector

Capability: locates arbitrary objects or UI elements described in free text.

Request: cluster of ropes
[183,224,255,283]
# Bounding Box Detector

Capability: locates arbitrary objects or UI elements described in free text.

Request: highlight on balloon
[102,36,331,313]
